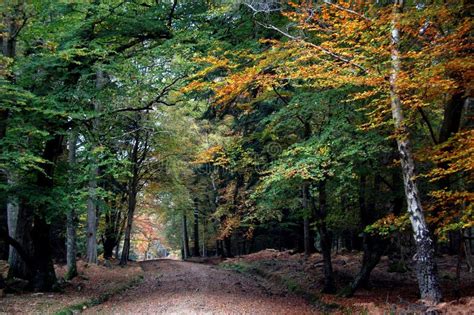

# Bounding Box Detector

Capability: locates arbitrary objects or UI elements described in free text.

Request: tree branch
[0,228,34,269]
[85,75,185,121]
[322,0,371,22]
[272,85,290,105]
[418,107,438,145]
[255,21,367,74]
[168,0,178,28]
[243,2,281,15]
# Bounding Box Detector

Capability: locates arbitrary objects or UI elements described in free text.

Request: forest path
[85,259,318,314]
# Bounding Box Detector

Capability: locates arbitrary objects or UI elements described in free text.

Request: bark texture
[66,133,78,280]
[389,0,441,303]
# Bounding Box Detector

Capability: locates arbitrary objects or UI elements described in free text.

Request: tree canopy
[1,0,472,306]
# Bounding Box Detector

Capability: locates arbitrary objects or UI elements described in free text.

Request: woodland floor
[86,259,316,315]
[221,249,474,314]
[0,260,144,314]
[0,251,473,314]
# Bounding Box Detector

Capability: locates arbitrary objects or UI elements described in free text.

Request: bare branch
[322,0,371,22]
[256,21,367,73]
[0,228,34,269]
[417,107,438,145]
[243,2,281,15]
[88,75,185,120]
[168,0,178,28]
[272,85,289,105]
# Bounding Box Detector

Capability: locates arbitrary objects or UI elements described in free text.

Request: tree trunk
[193,199,200,257]
[303,217,311,256]
[115,244,120,260]
[302,183,315,257]
[463,229,473,272]
[344,175,386,296]
[7,188,55,288]
[0,200,7,260]
[66,133,78,280]
[86,168,98,264]
[3,8,31,281]
[119,112,149,266]
[2,14,16,58]
[438,92,465,144]
[224,236,233,258]
[182,213,190,259]
[103,201,123,260]
[28,134,63,290]
[120,188,137,265]
[202,217,207,257]
[216,240,223,257]
[103,218,118,260]
[30,213,56,291]
[7,201,32,280]
[103,191,126,260]
[346,233,385,296]
[344,174,387,296]
[86,71,105,264]
[389,1,441,303]
[7,174,21,271]
[103,240,114,260]
[314,181,335,293]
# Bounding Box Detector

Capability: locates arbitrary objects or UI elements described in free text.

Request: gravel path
[86,259,318,314]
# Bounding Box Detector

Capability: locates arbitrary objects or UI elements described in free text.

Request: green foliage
[2,0,469,278]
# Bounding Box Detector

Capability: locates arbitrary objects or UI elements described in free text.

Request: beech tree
[0,0,178,290]
[183,0,472,303]
[0,0,470,307]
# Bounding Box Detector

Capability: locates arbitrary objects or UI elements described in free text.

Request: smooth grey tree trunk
[389,0,441,303]
[66,133,78,279]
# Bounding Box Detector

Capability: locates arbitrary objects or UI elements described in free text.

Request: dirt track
[85,259,317,314]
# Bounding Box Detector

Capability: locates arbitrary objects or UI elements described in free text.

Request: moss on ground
[55,275,144,315]
[220,261,339,312]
